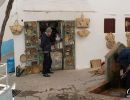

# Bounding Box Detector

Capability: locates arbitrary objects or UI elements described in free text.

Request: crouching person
[116,48,130,97]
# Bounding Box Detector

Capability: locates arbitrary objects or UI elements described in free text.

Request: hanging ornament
[77,29,90,37]
[10,0,23,35]
[105,33,116,49]
[76,14,90,38]
[76,14,90,28]
[10,20,23,35]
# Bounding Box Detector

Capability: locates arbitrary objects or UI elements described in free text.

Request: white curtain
[0,0,5,7]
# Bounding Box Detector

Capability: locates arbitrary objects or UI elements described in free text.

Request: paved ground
[8,69,130,100]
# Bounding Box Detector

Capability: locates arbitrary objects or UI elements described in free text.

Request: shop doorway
[24,20,75,70]
[39,21,63,70]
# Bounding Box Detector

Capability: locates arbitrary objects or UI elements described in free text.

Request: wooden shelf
[52,49,63,52]
[24,21,40,66]
[27,58,39,61]
[25,45,38,48]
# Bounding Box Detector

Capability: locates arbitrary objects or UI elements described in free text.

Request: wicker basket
[20,54,27,63]
[77,29,90,37]
[76,14,90,28]
[10,20,23,35]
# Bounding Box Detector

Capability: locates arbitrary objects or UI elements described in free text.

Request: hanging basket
[77,29,90,37]
[76,14,90,28]
[10,20,23,35]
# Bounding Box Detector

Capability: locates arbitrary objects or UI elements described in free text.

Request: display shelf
[24,21,75,70]
[52,48,63,52]
[63,21,75,70]
[27,58,39,61]
[64,43,74,47]
[24,21,40,66]
[25,45,38,48]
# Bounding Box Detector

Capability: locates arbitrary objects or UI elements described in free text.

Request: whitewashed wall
[1,0,130,69]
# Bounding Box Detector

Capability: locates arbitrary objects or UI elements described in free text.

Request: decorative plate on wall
[20,54,27,63]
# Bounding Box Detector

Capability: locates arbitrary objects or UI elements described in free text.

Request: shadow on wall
[1,39,14,62]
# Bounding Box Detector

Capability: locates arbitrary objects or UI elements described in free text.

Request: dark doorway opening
[39,21,63,70]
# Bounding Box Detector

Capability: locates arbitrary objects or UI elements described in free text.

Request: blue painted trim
[1,39,14,56]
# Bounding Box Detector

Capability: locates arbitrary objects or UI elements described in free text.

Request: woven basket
[10,20,23,35]
[76,14,90,28]
[77,29,90,37]
[20,54,27,63]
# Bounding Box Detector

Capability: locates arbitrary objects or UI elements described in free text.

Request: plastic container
[7,57,15,73]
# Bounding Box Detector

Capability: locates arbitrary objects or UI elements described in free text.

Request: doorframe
[37,20,76,70]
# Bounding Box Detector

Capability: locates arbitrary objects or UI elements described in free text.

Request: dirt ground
[8,69,130,100]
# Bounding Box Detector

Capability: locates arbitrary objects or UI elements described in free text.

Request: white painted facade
[0,0,130,69]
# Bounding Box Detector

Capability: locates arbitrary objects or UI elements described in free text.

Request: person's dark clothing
[41,33,52,75]
[118,48,130,89]
[126,72,130,89]
[47,53,52,73]
[43,53,52,74]
[41,33,51,53]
